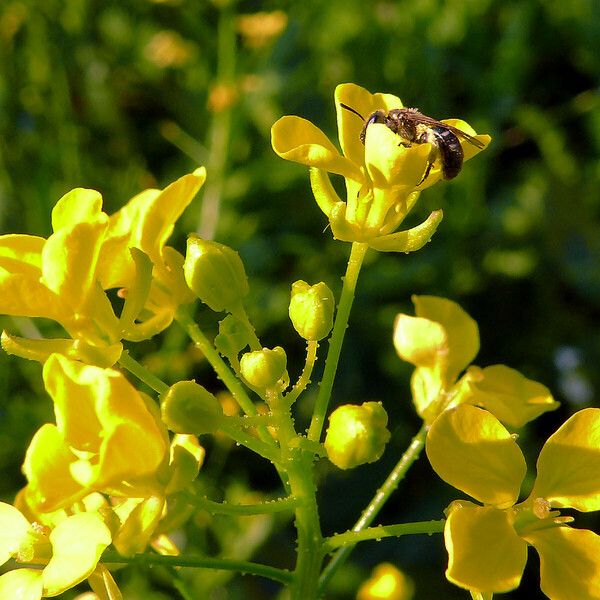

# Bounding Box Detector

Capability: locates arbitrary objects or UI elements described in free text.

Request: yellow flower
[427,405,600,598]
[357,563,414,600]
[393,295,559,425]
[0,169,205,366]
[0,502,112,599]
[271,83,490,250]
[21,354,169,513]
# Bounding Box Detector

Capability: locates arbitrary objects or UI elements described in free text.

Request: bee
[340,103,485,185]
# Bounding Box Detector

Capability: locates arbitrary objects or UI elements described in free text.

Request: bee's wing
[412,113,486,149]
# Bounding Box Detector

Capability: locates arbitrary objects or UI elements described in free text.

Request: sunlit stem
[307,241,369,442]
[286,340,318,405]
[324,519,445,550]
[318,424,427,593]
[181,491,300,516]
[118,350,169,395]
[101,551,293,586]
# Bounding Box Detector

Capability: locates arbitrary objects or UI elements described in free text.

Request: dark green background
[0,1,599,598]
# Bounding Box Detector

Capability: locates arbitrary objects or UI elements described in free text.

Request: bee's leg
[417,160,434,186]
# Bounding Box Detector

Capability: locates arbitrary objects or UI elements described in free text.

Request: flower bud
[289,280,335,341]
[240,346,287,389]
[161,381,223,435]
[324,402,390,470]
[184,235,249,312]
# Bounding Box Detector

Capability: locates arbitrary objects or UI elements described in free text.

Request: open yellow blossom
[271,83,490,250]
[393,295,559,425]
[427,405,600,598]
[0,169,205,366]
[0,502,112,599]
[21,354,169,513]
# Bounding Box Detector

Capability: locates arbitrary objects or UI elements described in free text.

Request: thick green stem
[318,425,427,594]
[307,242,368,442]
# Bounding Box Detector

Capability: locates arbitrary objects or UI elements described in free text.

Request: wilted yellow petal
[43,513,111,596]
[469,365,559,427]
[87,563,123,600]
[0,503,30,565]
[445,502,526,593]
[426,405,526,507]
[0,568,43,600]
[532,408,600,511]
[525,527,600,600]
[271,115,363,182]
[413,296,479,382]
[165,434,205,494]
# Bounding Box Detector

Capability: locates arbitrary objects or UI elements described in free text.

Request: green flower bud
[214,315,252,362]
[161,380,224,435]
[240,346,287,389]
[184,236,249,312]
[289,280,335,341]
[324,402,390,470]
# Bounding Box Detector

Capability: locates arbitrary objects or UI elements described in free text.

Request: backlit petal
[0,569,43,600]
[426,405,526,507]
[0,503,30,565]
[526,527,600,600]
[445,502,526,593]
[532,408,600,511]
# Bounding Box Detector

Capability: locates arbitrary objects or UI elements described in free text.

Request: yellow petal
[43,513,111,596]
[0,568,43,600]
[444,502,526,593]
[22,424,83,512]
[393,314,447,369]
[0,503,30,565]
[413,295,479,382]
[271,115,363,182]
[364,125,432,191]
[531,408,600,511]
[426,405,526,507]
[369,210,443,253]
[469,365,559,427]
[165,434,205,494]
[0,271,65,322]
[309,168,342,217]
[525,527,600,600]
[335,83,403,166]
[88,564,123,600]
[51,188,104,232]
[41,219,108,312]
[111,496,164,556]
[0,234,45,269]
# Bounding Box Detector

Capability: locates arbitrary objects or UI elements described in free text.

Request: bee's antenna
[339,103,365,121]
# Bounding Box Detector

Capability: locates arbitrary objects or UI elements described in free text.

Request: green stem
[118,350,169,395]
[286,340,318,405]
[324,519,445,550]
[307,242,369,442]
[318,424,427,593]
[198,1,236,240]
[102,551,293,585]
[175,307,258,418]
[181,492,299,515]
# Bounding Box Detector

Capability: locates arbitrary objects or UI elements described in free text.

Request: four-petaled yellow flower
[271,83,490,251]
[0,169,205,367]
[427,404,600,598]
[393,295,559,425]
[0,502,112,599]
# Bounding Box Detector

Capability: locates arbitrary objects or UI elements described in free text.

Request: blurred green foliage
[0,0,599,598]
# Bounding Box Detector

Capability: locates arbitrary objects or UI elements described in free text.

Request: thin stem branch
[102,551,293,585]
[181,491,299,516]
[307,242,368,442]
[318,424,428,593]
[324,519,445,550]
[286,340,318,405]
[118,350,169,395]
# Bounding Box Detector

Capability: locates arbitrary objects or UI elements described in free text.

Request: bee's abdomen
[431,127,463,179]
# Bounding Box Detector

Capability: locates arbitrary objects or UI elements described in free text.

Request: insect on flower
[340,103,485,185]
